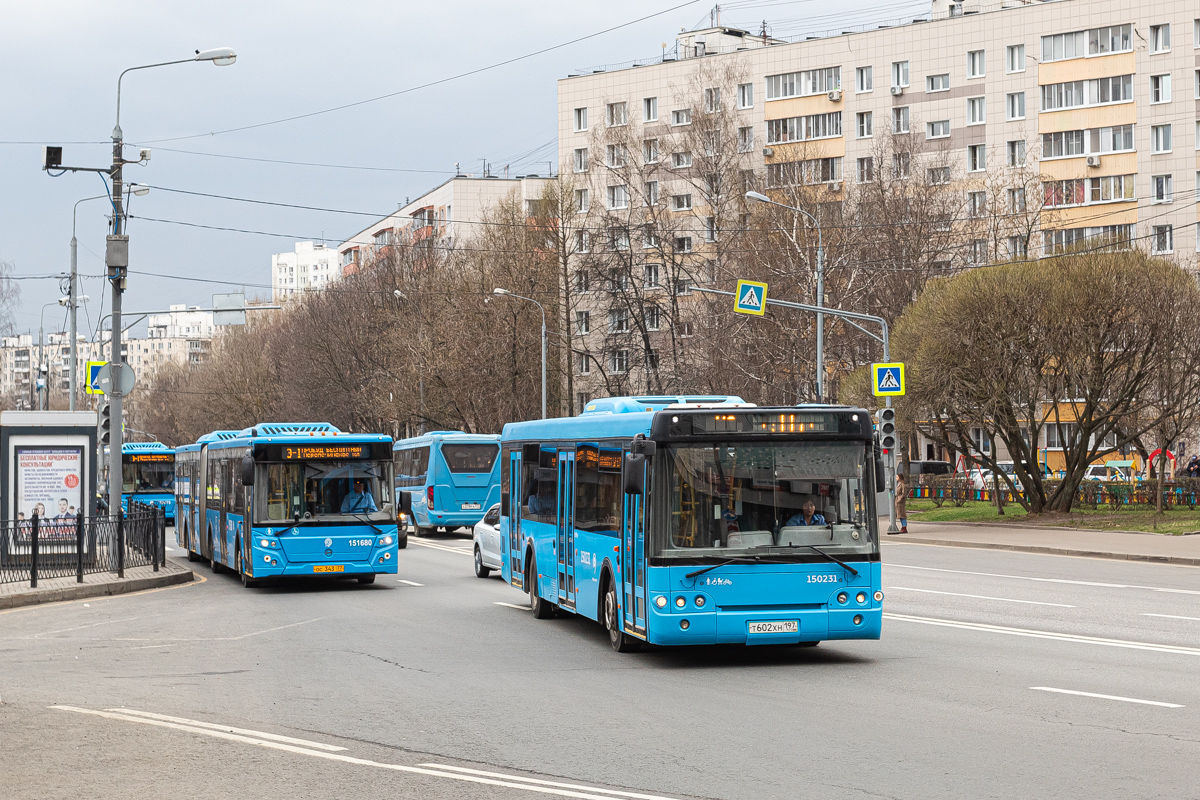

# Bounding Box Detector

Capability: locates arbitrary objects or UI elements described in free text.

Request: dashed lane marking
[887,563,1200,595]
[494,602,530,611]
[408,539,472,555]
[101,708,349,750]
[417,763,686,800]
[885,586,1076,608]
[397,580,424,587]
[1029,687,1184,708]
[1142,613,1200,622]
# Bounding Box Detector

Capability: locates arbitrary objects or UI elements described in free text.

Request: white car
[473,503,503,578]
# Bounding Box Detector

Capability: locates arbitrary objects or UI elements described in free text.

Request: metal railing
[0,504,166,588]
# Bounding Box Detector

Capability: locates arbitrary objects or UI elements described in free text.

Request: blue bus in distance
[394,432,501,538]
[175,423,399,586]
[122,441,176,522]
[500,396,884,651]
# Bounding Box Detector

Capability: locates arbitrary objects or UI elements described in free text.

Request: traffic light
[98,401,111,447]
[875,407,896,451]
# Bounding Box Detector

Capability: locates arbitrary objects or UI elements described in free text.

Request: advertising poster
[15,447,83,545]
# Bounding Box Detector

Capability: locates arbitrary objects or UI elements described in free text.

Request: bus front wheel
[184,525,199,562]
[527,556,556,619]
[605,580,641,653]
[357,574,376,585]
[237,544,260,588]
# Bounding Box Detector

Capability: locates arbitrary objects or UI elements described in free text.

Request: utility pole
[69,230,78,411]
[108,110,127,511]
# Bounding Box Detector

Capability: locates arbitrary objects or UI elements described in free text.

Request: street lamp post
[746,190,825,403]
[104,48,235,508]
[493,288,547,419]
[37,300,63,410]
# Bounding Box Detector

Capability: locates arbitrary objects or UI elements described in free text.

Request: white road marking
[494,602,530,611]
[885,586,1075,607]
[1142,613,1200,622]
[884,613,1200,656]
[51,705,684,800]
[409,539,472,555]
[887,563,1200,595]
[1029,687,1184,708]
[417,763,683,800]
[397,580,424,587]
[104,708,349,750]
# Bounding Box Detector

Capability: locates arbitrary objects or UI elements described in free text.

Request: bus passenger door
[508,449,523,589]
[198,446,211,560]
[622,461,647,636]
[556,449,576,610]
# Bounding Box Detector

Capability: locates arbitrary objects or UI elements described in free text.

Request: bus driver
[341,477,378,514]
[784,499,826,528]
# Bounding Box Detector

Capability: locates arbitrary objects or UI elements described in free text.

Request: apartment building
[337,174,552,271]
[271,241,341,303]
[557,0,1200,402]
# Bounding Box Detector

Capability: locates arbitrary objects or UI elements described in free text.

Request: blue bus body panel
[394,432,501,529]
[247,521,400,578]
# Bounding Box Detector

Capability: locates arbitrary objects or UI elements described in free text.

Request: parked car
[905,461,952,483]
[472,503,503,578]
[966,468,993,490]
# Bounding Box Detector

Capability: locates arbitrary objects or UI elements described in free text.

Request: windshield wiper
[799,544,859,577]
[350,513,385,536]
[685,556,789,580]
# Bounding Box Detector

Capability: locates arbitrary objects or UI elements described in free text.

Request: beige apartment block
[557,0,1200,401]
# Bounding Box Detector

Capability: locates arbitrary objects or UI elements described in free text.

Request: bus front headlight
[654,595,667,608]
[379,535,394,546]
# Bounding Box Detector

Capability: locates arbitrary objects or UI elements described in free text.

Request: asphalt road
[1,532,1197,800]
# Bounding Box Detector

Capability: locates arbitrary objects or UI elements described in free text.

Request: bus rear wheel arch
[601,569,641,653]
[184,522,199,562]
[237,540,260,588]
[526,551,556,619]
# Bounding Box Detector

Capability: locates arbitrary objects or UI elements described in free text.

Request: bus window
[575,445,622,535]
[520,444,558,525]
[443,443,499,473]
[259,459,393,521]
[395,447,430,488]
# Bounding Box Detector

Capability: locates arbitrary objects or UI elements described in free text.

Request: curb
[912,519,1200,536]
[886,536,1200,566]
[0,569,195,610]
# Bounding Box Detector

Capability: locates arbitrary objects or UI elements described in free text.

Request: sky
[0,0,929,338]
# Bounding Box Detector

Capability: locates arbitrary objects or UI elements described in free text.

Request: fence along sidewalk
[0,505,166,589]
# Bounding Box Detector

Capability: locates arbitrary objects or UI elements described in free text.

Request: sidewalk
[888,521,1200,566]
[0,561,194,610]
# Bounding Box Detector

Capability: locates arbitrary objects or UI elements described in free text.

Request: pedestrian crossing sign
[734,279,768,316]
[872,362,905,396]
[85,360,106,395]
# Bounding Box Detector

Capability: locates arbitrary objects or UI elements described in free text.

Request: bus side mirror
[631,435,657,457]
[874,445,886,489]
[399,491,412,515]
[240,455,255,487]
[624,453,646,495]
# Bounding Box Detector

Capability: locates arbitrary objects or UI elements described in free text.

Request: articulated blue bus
[500,396,883,651]
[175,423,399,587]
[394,432,501,538]
[121,441,176,522]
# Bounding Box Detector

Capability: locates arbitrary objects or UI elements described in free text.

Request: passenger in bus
[341,477,378,513]
[783,499,827,528]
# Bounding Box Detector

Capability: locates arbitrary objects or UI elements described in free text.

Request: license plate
[313,565,344,573]
[461,502,481,510]
[748,620,799,634]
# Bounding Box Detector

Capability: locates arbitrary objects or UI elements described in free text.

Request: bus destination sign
[127,453,174,463]
[663,411,866,438]
[281,445,369,460]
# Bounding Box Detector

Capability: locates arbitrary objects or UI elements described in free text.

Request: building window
[766,112,843,143]
[577,359,591,379]
[704,216,717,242]
[892,106,910,134]
[1008,187,1027,212]
[575,230,590,254]
[573,148,589,173]
[643,96,658,121]
[1042,125,1133,157]
[704,87,722,112]
[644,180,659,206]
[856,111,873,138]
[606,144,626,168]
[968,144,986,172]
[1008,236,1028,259]
[928,166,950,185]
[968,191,987,218]
[1040,75,1133,111]
[766,67,840,99]
[606,102,627,126]
[575,311,590,335]
[891,60,909,88]
[671,194,692,211]
[645,306,661,331]
[1150,74,1171,104]
[857,157,874,183]
[1153,225,1174,254]
[1152,124,1172,153]
[1006,92,1025,120]
[574,107,588,132]
[967,96,985,125]
[1152,174,1173,203]
[644,263,660,287]
[672,151,693,169]
[643,138,659,164]
[766,157,842,187]
[608,309,630,333]
[970,239,988,265]
[643,226,659,248]
[610,349,628,374]
[926,120,950,139]
[892,152,911,179]
[737,83,753,108]
[671,108,692,126]
[607,185,629,210]
[574,188,589,213]
[1044,178,1086,208]
[674,276,692,294]
[737,126,754,153]
[1195,70,1200,99]
[1151,23,1171,54]
[926,73,950,93]
[1007,140,1026,166]
[856,66,873,93]
[967,49,985,78]
[1006,44,1025,73]
[674,237,692,254]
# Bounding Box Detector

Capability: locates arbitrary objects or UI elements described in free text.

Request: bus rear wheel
[237,545,260,588]
[184,526,198,562]
[209,531,223,574]
[605,580,641,653]
[527,556,556,619]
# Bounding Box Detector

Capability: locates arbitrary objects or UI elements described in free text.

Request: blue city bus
[499,396,884,651]
[393,432,501,538]
[121,441,176,523]
[174,423,399,587]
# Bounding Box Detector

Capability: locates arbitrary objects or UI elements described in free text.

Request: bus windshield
[258,460,394,522]
[122,461,175,494]
[660,441,874,558]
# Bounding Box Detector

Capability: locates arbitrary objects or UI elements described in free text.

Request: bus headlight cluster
[263,554,272,563]
[853,614,864,625]
[874,591,884,602]
[837,592,848,605]
[383,552,391,560]
[856,592,867,604]
[655,595,667,608]
[379,535,394,546]
[259,538,279,548]
[675,596,686,608]
[694,595,705,608]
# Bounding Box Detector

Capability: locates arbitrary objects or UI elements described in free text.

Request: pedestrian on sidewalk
[892,472,909,534]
